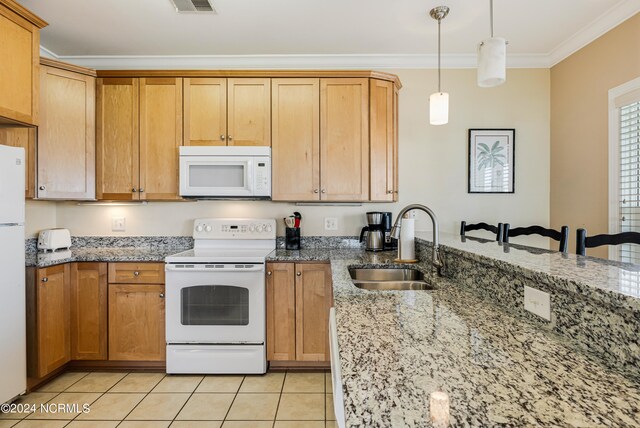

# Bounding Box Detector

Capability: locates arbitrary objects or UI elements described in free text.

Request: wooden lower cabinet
[266,262,332,363]
[70,263,107,360]
[27,264,71,378]
[108,283,166,361]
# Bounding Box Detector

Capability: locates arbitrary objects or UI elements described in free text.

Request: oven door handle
[165,264,265,273]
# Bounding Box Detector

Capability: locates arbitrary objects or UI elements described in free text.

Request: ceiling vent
[169,0,217,13]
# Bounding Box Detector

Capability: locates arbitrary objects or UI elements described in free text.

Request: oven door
[165,263,265,344]
[179,156,254,197]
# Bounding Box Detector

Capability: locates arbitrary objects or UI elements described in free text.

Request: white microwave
[179,146,271,198]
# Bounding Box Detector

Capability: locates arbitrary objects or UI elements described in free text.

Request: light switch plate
[112,216,126,232]
[324,217,338,231]
[524,286,551,321]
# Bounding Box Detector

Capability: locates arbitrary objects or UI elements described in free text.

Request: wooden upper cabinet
[139,77,183,200]
[34,264,71,377]
[271,79,320,201]
[295,263,332,362]
[38,64,96,200]
[70,263,107,361]
[96,78,140,200]
[0,1,46,126]
[266,262,296,361]
[369,79,398,202]
[227,78,271,146]
[320,78,369,201]
[184,78,227,146]
[0,127,35,198]
[109,283,166,361]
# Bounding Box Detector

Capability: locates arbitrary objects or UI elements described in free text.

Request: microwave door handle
[246,158,253,193]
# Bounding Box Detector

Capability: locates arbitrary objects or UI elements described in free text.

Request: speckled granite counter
[25,236,193,268]
[267,244,640,426]
[25,247,189,268]
[326,253,640,427]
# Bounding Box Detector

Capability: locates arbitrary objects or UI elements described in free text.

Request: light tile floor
[0,371,337,428]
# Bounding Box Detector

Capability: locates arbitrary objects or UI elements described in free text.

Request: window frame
[608,76,640,261]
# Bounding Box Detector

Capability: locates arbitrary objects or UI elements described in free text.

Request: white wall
[25,201,56,238]
[36,68,551,245]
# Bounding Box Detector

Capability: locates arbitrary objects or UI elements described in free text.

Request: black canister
[285,227,301,250]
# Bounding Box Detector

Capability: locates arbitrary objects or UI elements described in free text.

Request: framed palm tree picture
[468,129,515,193]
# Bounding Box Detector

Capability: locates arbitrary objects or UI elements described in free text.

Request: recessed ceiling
[18,0,640,67]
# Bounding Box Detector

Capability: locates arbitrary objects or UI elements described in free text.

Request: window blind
[619,100,640,264]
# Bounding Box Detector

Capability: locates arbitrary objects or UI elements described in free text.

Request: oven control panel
[193,218,276,240]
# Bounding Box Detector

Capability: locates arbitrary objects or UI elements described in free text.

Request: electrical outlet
[112,216,126,232]
[324,217,338,231]
[524,286,551,321]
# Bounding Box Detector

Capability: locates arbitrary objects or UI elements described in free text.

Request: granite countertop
[328,253,640,427]
[26,247,191,268]
[423,232,640,314]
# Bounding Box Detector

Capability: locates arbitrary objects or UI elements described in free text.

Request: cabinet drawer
[108,263,165,284]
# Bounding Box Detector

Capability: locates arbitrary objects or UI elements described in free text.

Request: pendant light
[477,0,506,87]
[429,6,450,126]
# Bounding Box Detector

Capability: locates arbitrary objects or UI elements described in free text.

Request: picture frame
[468,128,515,193]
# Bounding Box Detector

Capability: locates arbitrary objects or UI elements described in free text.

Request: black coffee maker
[381,212,398,250]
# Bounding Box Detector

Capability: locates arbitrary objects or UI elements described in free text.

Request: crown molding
[37,1,638,70]
[547,0,640,67]
[41,53,551,70]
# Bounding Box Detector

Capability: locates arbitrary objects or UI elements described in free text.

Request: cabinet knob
[387,190,393,194]
[220,134,226,141]
[139,188,145,193]
[394,190,399,194]
[313,189,319,194]
[296,272,301,276]
[134,271,140,276]
[41,277,48,283]
[132,188,138,192]
[159,293,165,298]
[39,185,46,191]
[267,271,272,276]
[321,189,326,193]
[228,135,233,141]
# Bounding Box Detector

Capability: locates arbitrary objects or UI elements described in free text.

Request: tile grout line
[169,375,208,424]
[219,375,247,426]
[272,370,288,427]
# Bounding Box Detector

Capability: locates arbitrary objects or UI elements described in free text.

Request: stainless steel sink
[348,268,435,291]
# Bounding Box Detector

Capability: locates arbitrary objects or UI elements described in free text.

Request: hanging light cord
[437,16,441,93]
[490,0,494,38]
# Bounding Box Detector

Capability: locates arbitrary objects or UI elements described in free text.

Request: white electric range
[165,218,276,374]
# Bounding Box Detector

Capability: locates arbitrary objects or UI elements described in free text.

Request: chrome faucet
[390,204,444,274]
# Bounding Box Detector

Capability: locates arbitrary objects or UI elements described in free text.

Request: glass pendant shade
[429,92,449,125]
[477,37,506,87]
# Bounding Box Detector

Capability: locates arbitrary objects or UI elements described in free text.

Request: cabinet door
[109,283,166,361]
[369,79,397,202]
[37,264,71,377]
[295,263,332,362]
[0,127,35,198]
[184,78,227,146]
[0,5,40,125]
[271,79,320,201]
[227,78,271,146]
[139,77,183,200]
[70,263,107,360]
[266,262,296,361]
[320,78,369,201]
[96,78,140,200]
[38,65,96,200]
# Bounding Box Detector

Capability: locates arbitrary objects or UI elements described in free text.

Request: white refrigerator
[0,144,26,404]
